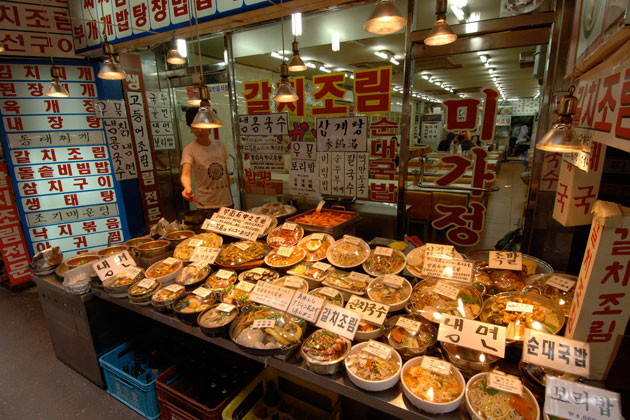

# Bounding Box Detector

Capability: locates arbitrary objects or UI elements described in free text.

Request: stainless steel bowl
[136,240,171,258]
[30,246,63,273]
[300,330,351,375]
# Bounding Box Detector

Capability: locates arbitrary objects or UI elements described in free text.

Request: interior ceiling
[196,0,543,101]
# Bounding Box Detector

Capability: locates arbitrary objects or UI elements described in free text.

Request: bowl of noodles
[401,356,465,413]
[344,341,402,392]
[465,372,540,420]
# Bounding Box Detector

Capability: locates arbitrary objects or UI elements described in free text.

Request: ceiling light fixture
[479,54,488,63]
[273,1,299,103]
[536,86,582,152]
[305,61,317,69]
[166,37,186,65]
[288,38,307,72]
[191,85,223,128]
[291,12,302,36]
[187,73,202,105]
[270,51,286,60]
[46,66,69,97]
[331,32,340,52]
[319,65,331,73]
[488,68,495,75]
[96,0,126,80]
[389,57,400,65]
[425,0,457,46]
[374,50,389,59]
[364,0,407,34]
[421,74,430,80]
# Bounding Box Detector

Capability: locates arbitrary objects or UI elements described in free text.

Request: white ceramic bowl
[344,341,401,392]
[465,372,541,420]
[400,356,465,414]
[366,275,412,312]
[354,322,384,342]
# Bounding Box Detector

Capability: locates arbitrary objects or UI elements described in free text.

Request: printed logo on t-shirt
[207,162,224,180]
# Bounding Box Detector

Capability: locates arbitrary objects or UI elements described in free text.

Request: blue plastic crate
[99,342,165,420]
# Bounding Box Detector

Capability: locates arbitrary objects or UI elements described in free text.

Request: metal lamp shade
[288,53,307,72]
[45,79,69,97]
[166,48,186,65]
[425,17,457,46]
[364,0,407,35]
[535,123,582,152]
[273,81,299,103]
[191,105,223,129]
[187,89,201,106]
[98,56,127,80]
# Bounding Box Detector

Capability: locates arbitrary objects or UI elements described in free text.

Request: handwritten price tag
[344,235,361,245]
[284,277,304,289]
[187,239,203,247]
[249,281,296,311]
[190,247,220,264]
[252,319,276,329]
[364,340,392,360]
[348,271,370,283]
[375,246,394,257]
[437,315,506,358]
[163,257,179,266]
[488,372,522,395]
[235,281,256,293]
[313,262,331,271]
[421,356,451,376]
[319,287,339,298]
[287,291,325,323]
[136,278,156,289]
[433,282,460,300]
[205,208,272,241]
[523,329,590,377]
[396,317,422,333]
[421,255,473,283]
[235,242,252,251]
[277,246,294,258]
[545,275,576,292]
[311,233,325,241]
[545,377,621,420]
[282,223,297,230]
[193,287,212,298]
[383,274,404,289]
[216,303,236,313]
[506,302,533,313]
[92,250,136,282]
[164,283,184,293]
[489,251,522,271]
[215,269,234,280]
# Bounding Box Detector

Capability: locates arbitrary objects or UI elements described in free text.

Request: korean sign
[93,99,137,181]
[438,314,507,358]
[315,302,361,340]
[238,113,288,137]
[545,377,621,420]
[203,207,271,241]
[523,329,590,377]
[345,295,389,326]
[421,255,474,283]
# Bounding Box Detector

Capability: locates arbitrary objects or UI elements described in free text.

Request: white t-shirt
[181,140,233,209]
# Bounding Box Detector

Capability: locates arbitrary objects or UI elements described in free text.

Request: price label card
[489,251,523,271]
[311,233,325,240]
[348,271,370,283]
[215,269,233,280]
[506,302,534,313]
[383,274,404,289]
[313,262,331,271]
[187,239,203,247]
[545,275,576,292]
[287,291,325,323]
[235,242,251,251]
[163,257,179,266]
[235,281,256,293]
[136,278,156,289]
[433,282,460,300]
[420,356,451,376]
[252,319,276,329]
[425,243,455,257]
[277,246,294,257]
[164,283,184,293]
[488,372,522,395]
[282,223,297,230]
[364,340,392,360]
[249,281,296,311]
[284,277,303,289]
[205,208,272,241]
[92,250,137,282]
[345,295,390,326]
[438,315,506,358]
[190,247,220,264]
[523,329,590,377]
[396,317,422,333]
[126,266,143,277]
[545,377,621,420]
[190,261,209,269]
[375,246,394,257]
[344,235,361,245]
[319,287,339,298]
[216,303,236,313]
[421,255,473,283]
[193,287,212,298]
[315,301,361,340]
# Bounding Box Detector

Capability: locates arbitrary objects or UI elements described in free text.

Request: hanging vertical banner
[145,90,175,150]
[289,141,318,198]
[93,99,137,181]
[119,53,164,230]
[0,61,130,258]
[0,162,30,286]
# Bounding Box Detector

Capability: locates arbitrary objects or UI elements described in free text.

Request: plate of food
[173,232,223,262]
[297,233,335,262]
[204,269,237,292]
[151,283,186,312]
[321,269,369,299]
[383,315,437,359]
[128,278,160,305]
[407,278,483,323]
[249,202,297,218]
[326,236,370,268]
[216,241,269,268]
[301,329,351,375]
[526,273,576,318]
[363,247,406,276]
[145,257,183,284]
[222,283,255,309]
[175,262,212,288]
[309,287,344,307]
[270,276,309,294]
[238,267,279,283]
[366,275,412,311]
[345,341,402,392]
[173,292,216,325]
[198,303,239,337]
[287,261,334,288]
[266,223,305,248]
[465,372,539,420]
[264,246,306,268]
[102,267,144,298]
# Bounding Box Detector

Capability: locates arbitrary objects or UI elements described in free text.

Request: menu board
[0,62,129,258]
[93,99,137,181]
[290,141,318,198]
[245,136,285,172]
[145,90,175,150]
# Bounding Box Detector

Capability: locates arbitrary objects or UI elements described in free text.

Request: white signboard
[437,314,506,358]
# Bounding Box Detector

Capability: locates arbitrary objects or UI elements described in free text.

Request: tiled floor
[474,162,529,250]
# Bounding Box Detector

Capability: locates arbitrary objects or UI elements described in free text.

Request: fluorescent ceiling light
[467,11,480,22]
[176,39,187,58]
[389,57,399,65]
[305,62,316,68]
[374,51,388,59]
[331,32,340,52]
[450,6,465,22]
[270,51,287,60]
[479,55,488,63]
[484,61,491,68]
[488,68,495,75]
[319,65,331,73]
[508,98,519,101]
[421,74,430,80]
[292,13,302,36]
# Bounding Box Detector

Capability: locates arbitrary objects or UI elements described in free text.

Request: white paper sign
[424,243,455,257]
[433,282,461,300]
[396,317,422,333]
[235,281,256,293]
[348,271,370,283]
[190,247,220,264]
[216,303,237,313]
[311,233,325,240]
[136,278,156,289]
[421,356,451,376]
[319,287,339,298]
[187,239,203,247]
[545,275,576,292]
[277,246,294,258]
[364,340,392,360]
[314,302,361,340]
[193,287,212,298]
[234,242,251,251]
[204,208,272,241]
[249,281,296,311]
[284,277,303,289]
[92,251,136,282]
[164,284,184,293]
[421,255,473,283]
[282,223,297,230]
[345,295,390,326]
[438,315,506,358]
[489,251,523,271]
[383,274,404,289]
[506,302,534,313]
[523,329,590,377]
[163,257,179,266]
[375,246,394,257]
[488,372,522,395]
[252,319,276,329]
[545,377,621,420]
[286,291,325,323]
[313,262,331,271]
[344,235,361,245]
[215,269,234,280]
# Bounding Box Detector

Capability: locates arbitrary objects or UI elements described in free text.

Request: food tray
[286,208,360,237]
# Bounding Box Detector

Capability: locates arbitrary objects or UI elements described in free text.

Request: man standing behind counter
[180,108,234,213]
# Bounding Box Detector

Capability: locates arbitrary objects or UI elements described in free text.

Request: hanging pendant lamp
[288,39,307,72]
[187,73,203,105]
[167,38,186,65]
[364,0,406,35]
[98,41,126,80]
[45,66,69,97]
[425,0,457,46]
[273,63,299,103]
[536,86,582,153]
[191,85,223,129]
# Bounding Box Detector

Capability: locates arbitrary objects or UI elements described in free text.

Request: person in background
[509,123,522,156]
[460,134,473,152]
[450,134,463,154]
[471,134,482,148]
[180,108,234,214]
[514,124,531,156]
[438,131,455,151]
